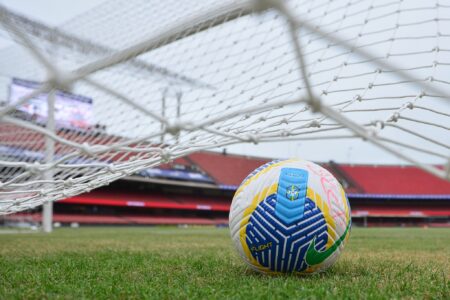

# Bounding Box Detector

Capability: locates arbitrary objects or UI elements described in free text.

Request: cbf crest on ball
[229,159,351,274]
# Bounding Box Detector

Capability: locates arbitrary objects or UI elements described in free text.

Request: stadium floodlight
[0,0,449,216]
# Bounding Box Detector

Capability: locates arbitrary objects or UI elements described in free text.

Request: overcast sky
[0,0,447,166]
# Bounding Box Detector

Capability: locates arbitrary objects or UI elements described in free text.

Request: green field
[0,227,449,299]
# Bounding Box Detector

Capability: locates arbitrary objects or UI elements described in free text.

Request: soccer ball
[229,159,351,274]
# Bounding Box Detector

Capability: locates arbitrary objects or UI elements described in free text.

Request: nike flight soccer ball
[229,159,351,274]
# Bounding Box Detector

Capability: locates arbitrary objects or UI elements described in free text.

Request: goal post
[0,0,449,215]
[42,90,55,232]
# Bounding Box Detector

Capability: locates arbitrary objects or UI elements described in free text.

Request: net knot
[46,69,75,92]
[253,0,287,14]
[64,179,74,187]
[87,145,108,154]
[25,162,42,174]
[281,129,290,137]
[388,112,400,122]
[160,150,171,163]
[307,97,322,113]
[419,90,426,98]
[246,134,259,144]
[373,120,385,129]
[166,122,182,135]
[81,143,94,156]
[405,102,414,110]
[308,120,321,128]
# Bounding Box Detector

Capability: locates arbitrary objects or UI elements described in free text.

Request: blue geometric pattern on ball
[275,168,309,224]
[245,195,328,272]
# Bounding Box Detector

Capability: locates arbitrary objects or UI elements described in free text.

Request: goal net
[0,0,449,214]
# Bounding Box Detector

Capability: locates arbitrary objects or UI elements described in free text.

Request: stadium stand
[1,111,449,228]
[2,150,449,228]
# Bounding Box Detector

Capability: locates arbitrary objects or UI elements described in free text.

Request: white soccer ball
[229,159,351,274]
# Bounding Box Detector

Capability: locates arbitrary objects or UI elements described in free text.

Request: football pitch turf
[0,227,448,299]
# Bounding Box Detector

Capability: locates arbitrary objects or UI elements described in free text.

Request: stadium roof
[185,151,450,198]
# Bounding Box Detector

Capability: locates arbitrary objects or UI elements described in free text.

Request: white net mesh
[0,0,449,214]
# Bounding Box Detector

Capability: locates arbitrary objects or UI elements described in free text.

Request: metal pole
[176,91,181,119]
[42,89,55,233]
[176,91,182,143]
[160,87,167,144]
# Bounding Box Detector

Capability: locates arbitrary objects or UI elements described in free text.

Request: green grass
[0,227,449,299]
